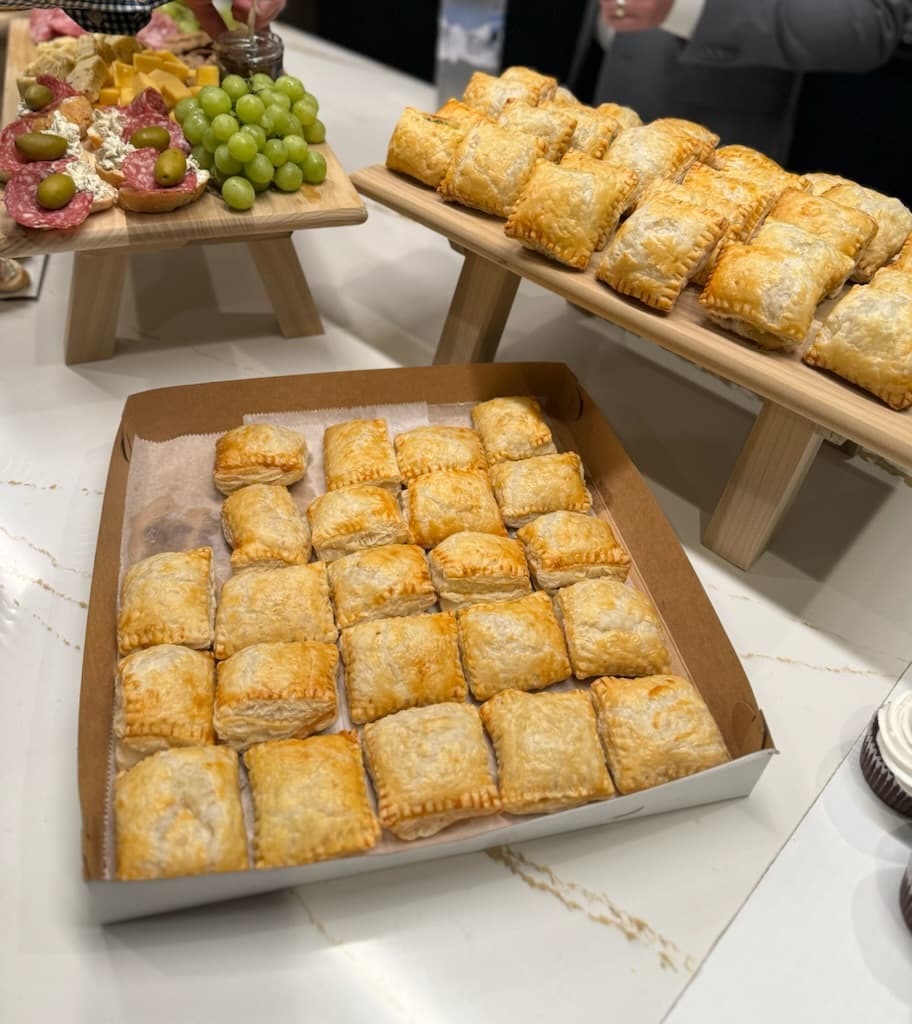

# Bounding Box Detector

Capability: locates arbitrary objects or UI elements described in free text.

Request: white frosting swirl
[876,691,912,797]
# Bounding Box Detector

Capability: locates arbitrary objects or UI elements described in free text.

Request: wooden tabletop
[353,163,912,473]
[0,16,367,257]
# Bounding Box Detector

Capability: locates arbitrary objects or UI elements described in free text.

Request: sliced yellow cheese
[195,65,220,87]
[148,69,192,106]
[112,60,134,88]
[190,84,204,97]
[98,87,121,106]
[102,63,115,87]
[134,71,157,93]
[133,52,165,74]
[160,59,191,81]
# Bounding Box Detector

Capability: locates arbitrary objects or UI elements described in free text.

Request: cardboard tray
[80,362,776,922]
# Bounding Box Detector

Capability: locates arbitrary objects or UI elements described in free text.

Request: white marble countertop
[1,23,911,1023]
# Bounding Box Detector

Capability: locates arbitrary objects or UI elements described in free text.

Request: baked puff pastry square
[505,159,633,269]
[362,702,501,840]
[517,510,630,590]
[244,734,380,868]
[767,188,878,265]
[385,106,468,188]
[700,242,836,351]
[461,68,556,118]
[803,172,853,196]
[339,611,467,724]
[892,233,912,272]
[221,483,311,571]
[428,531,531,610]
[497,98,577,162]
[596,193,728,312]
[555,579,671,679]
[405,468,506,548]
[323,418,401,493]
[591,674,729,794]
[117,547,215,656]
[499,65,559,102]
[213,423,307,496]
[650,117,719,163]
[480,689,615,814]
[559,105,621,159]
[803,284,912,410]
[438,122,547,218]
[115,746,248,880]
[559,151,640,237]
[307,484,410,562]
[681,162,779,238]
[603,125,702,204]
[823,182,912,282]
[214,640,339,749]
[457,590,571,701]
[214,562,337,660]
[471,395,556,464]
[595,101,642,130]
[115,645,215,771]
[394,425,487,482]
[435,97,492,129]
[327,544,436,630]
[489,451,592,528]
[869,266,912,298]
[712,144,807,195]
[751,220,855,298]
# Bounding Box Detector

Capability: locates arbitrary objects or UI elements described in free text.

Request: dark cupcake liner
[858,718,912,818]
[900,860,912,933]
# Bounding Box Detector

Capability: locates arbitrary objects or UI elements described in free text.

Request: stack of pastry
[112,399,730,881]
[385,66,912,410]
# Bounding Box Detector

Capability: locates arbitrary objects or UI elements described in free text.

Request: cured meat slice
[0,114,54,180]
[121,117,189,154]
[127,89,169,121]
[122,147,198,193]
[29,9,86,42]
[3,164,92,230]
[36,76,79,104]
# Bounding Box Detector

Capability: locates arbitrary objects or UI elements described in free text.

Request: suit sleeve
[683,0,910,71]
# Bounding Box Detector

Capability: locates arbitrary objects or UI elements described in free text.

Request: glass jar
[214,28,284,79]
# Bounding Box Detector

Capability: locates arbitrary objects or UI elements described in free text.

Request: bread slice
[116,173,208,213]
[68,56,108,103]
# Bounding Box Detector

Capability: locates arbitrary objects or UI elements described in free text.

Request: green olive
[14,132,68,162]
[36,173,76,210]
[24,83,54,111]
[154,148,187,187]
[129,125,171,152]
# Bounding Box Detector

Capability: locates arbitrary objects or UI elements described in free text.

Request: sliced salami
[36,76,79,104]
[0,114,49,179]
[127,89,169,121]
[122,148,198,193]
[3,164,92,230]
[121,115,190,154]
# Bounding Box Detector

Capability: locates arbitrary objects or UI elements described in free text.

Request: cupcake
[859,691,912,817]
[901,857,912,933]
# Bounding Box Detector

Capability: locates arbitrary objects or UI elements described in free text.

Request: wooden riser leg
[702,402,823,571]
[64,250,128,364]
[433,250,520,365]
[248,235,324,338]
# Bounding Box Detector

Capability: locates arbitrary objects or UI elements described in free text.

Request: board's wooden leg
[64,250,128,364]
[702,402,823,570]
[433,250,520,365]
[247,235,324,338]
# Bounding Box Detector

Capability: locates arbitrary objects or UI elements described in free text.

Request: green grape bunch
[173,72,328,212]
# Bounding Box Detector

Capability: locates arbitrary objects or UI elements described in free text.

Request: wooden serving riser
[352,163,912,570]
[0,16,367,362]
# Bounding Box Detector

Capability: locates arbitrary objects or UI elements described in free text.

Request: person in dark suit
[578,0,911,164]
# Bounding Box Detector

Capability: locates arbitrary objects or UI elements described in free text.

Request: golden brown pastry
[428,531,531,610]
[892,233,912,271]
[114,645,215,770]
[115,746,248,880]
[489,451,592,528]
[497,98,577,162]
[327,543,436,630]
[323,418,401,493]
[435,97,492,129]
[499,65,559,103]
[681,162,778,237]
[767,188,878,265]
[213,423,307,495]
[549,84,583,108]
[307,484,410,562]
[480,689,615,814]
[385,106,468,188]
[751,220,855,297]
[712,144,807,194]
[244,734,380,868]
[517,510,630,590]
[596,101,643,130]
[471,395,556,464]
[604,125,703,204]
[596,192,728,312]
[869,266,912,298]
[558,151,640,242]
[457,590,571,701]
[505,159,635,269]
[213,641,338,749]
[362,702,501,840]
[404,468,506,547]
[214,562,337,660]
[591,674,729,794]
[559,105,621,159]
[650,117,719,163]
[394,425,487,482]
[221,483,311,571]
[438,122,548,217]
[803,284,912,410]
[339,611,466,724]
[462,68,554,118]
[555,578,671,679]
[823,182,912,282]
[803,171,853,196]
[117,547,215,656]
